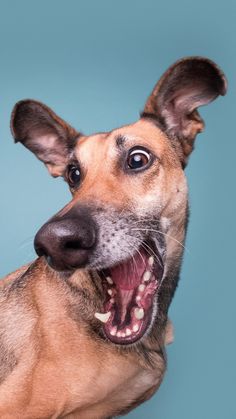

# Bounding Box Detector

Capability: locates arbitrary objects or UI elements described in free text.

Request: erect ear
[11,100,80,177]
[142,57,227,166]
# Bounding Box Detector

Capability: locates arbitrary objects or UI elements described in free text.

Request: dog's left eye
[127,148,151,170]
[67,165,81,187]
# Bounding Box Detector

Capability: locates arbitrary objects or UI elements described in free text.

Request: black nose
[34,212,97,271]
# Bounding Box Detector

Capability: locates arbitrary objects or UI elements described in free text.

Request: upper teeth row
[143,270,152,282]
[148,256,154,266]
[106,268,152,305]
[105,255,153,286]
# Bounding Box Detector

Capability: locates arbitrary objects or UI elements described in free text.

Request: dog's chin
[96,244,164,346]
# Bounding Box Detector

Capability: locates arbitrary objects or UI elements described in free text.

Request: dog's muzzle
[34,204,166,345]
[34,207,97,271]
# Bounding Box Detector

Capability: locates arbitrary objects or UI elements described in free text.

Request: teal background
[0,1,235,418]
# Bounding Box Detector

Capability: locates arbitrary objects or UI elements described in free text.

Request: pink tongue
[110,251,147,290]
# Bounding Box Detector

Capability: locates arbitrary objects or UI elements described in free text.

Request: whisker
[123,234,163,270]
[141,241,163,267]
[131,227,189,253]
[130,218,158,225]
[135,247,146,266]
[18,236,34,250]
[19,241,34,251]
[126,246,140,278]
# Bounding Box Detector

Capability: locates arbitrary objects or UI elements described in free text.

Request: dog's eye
[127,149,151,170]
[67,165,81,187]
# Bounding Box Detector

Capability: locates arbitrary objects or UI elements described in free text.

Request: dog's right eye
[67,165,81,187]
[126,147,152,172]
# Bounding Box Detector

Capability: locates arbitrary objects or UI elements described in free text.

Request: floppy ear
[11,100,80,177]
[142,57,227,166]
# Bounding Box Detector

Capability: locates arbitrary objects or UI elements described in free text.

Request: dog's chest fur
[0,262,165,418]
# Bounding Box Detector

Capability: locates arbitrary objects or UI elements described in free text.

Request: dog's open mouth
[95,246,164,345]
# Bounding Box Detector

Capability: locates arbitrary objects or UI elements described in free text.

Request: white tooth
[94,311,111,323]
[148,256,154,266]
[138,284,145,292]
[108,289,113,296]
[126,328,131,336]
[110,326,117,336]
[106,276,113,285]
[121,333,126,338]
[143,271,152,282]
[134,308,144,320]
[117,331,122,337]
[136,295,141,302]
[133,324,139,332]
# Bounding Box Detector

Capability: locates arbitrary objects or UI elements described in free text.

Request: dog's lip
[95,245,164,345]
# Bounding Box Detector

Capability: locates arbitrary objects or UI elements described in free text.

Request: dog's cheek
[127,166,172,218]
[151,167,188,220]
[166,172,188,217]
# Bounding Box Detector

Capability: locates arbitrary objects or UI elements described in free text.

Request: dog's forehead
[73,119,174,164]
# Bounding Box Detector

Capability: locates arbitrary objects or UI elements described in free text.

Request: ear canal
[11,99,80,177]
[142,57,227,166]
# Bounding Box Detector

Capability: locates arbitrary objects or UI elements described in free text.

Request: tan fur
[3,56,225,417]
[62,119,187,285]
[0,259,172,418]
[0,120,179,418]
[61,120,187,234]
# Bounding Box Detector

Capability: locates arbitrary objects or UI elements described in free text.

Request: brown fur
[1,57,226,418]
[0,120,178,418]
[0,259,169,418]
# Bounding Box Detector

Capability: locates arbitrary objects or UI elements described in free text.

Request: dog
[0,57,226,418]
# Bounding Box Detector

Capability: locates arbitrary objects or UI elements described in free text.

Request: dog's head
[11,57,226,346]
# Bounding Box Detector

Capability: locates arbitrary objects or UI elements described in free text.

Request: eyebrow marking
[115,135,127,149]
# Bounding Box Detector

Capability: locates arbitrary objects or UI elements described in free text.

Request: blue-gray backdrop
[0,1,235,418]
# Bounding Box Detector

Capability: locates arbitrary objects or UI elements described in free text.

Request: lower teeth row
[110,323,140,338]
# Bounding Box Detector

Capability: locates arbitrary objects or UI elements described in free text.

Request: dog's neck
[0,260,170,417]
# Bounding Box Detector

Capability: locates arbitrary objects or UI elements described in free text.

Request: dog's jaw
[93,242,164,345]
